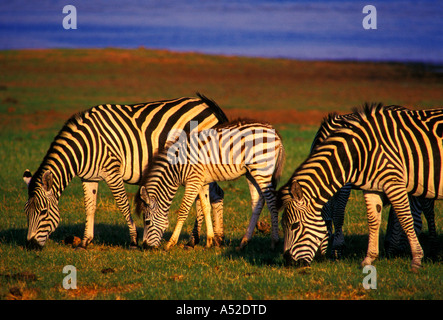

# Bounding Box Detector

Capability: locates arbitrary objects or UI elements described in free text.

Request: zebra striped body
[278,105,443,270]
[312,105,436,258]
[23,94,227,249]
[137,119,285,250]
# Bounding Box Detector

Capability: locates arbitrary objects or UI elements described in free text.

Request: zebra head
[139,186,169,249]
[23,169,60,249]
[279,179,328,267]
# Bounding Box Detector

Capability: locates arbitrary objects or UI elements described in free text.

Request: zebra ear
[140,186,150,206]
[23,169,32,187]
[290,180,304,202]
[42,171,53,192]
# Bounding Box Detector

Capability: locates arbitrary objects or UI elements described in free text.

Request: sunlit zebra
[23,94,227,249]
[278,104,443,270]
[136,119,285,250]
[311,105,436,258]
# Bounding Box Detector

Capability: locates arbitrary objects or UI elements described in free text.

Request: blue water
[1,0,442,63]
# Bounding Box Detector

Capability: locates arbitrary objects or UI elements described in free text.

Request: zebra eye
[145,219,152,226]
[291,222,300,231]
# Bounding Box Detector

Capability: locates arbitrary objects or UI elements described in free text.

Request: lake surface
[1,0,442,63]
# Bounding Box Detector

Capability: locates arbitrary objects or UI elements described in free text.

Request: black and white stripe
[23,94,227,249]
[279,104,443,270]
[137,119,285,250]
[310,104,436,258]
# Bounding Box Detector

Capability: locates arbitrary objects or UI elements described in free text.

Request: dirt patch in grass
[62,283,143,299]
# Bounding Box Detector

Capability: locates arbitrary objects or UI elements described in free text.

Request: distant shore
[1,48,442,131]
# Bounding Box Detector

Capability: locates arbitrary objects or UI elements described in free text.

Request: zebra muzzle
[26,237,43,250]
[142,241,158,251]
[283,250,310,268]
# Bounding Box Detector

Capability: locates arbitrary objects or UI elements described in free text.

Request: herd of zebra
[23,94,442,272]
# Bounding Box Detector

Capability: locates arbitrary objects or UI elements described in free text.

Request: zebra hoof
[330,248,344,260]
[361,257,375,267]
[206,237,213,248]
[186,236,199,248]
[213,235,225,247]
[411,260,423,273]
[236,238,248,251]
[165,241,176,251]
[271,238,279,251]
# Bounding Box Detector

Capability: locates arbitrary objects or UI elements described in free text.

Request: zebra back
[24,94,228,248]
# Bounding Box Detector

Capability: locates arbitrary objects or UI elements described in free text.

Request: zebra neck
[36,138,77,199]
[296,139,353,210]
[148,161,181,210]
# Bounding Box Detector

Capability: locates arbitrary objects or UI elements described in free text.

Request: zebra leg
[330,184,352,259]
[187,199,204,247]
[384,183,424,270]
[384,206,408,256]
[422,199,437,258]
[198,185,215,248]
[238,177,265,250]
[385,196,423,256]
[262,186,280,250]
[80,181,98,248]
[209,182,225,246]
[104,174,138,248]
[361,192,383,267]
[166,182,203,250]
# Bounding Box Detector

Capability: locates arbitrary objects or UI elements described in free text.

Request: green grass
[1,125,442,300]
[1,49,442,300]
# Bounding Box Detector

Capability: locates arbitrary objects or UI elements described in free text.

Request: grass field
[0,49,442,300]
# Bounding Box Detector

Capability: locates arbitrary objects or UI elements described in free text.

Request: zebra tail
[272,143,286,189]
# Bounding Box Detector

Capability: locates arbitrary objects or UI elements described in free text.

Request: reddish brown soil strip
[226,108,331,126]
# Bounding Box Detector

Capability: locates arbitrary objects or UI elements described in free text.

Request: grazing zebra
[311,105,436,258]
[23,94,227,249]
[136,119,285,250]
[278,104,443,270]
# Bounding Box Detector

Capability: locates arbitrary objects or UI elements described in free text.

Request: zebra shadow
[221,236,285,267]
[0,227,27,247]
[53,223,146,248]
[219,233,443,267]
[0,223,145,249]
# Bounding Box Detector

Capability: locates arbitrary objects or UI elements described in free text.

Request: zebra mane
[352,102,385,115]
[196,92,229,124]
[211,117,275,130]
[26,110,88,196]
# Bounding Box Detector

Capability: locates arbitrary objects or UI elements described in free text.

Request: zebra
[278,104,443,270]
[136,119,285,251]
[311,105,436,258]
[23,94,227,250]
